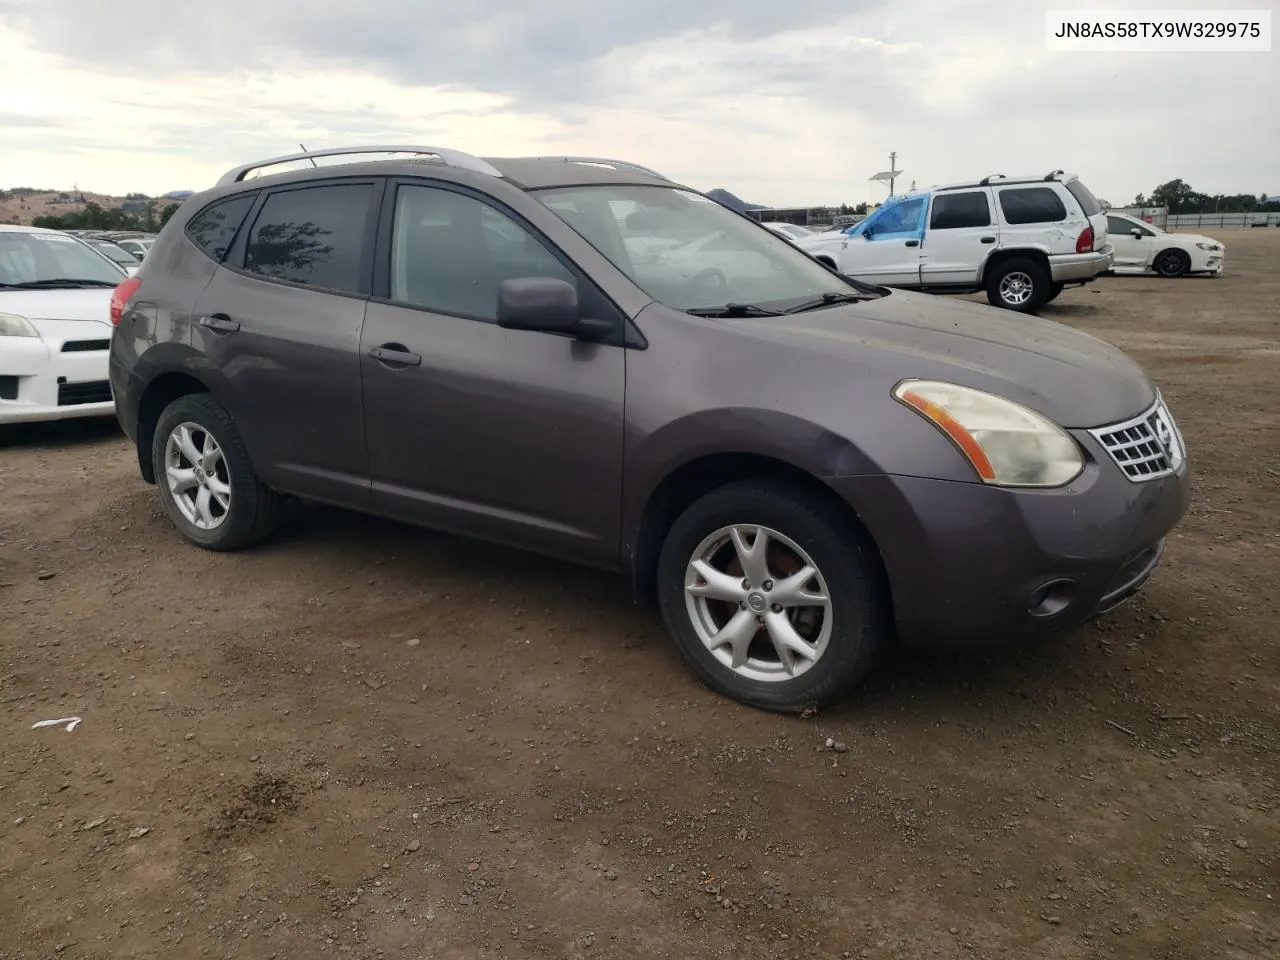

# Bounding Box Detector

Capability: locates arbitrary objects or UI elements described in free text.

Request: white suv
[797,172,1114,313]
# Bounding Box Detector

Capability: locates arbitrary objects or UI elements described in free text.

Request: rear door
[919,189,996,286]
[993,185,1076,254]
[189,178,377,506]
[836,195,926,286]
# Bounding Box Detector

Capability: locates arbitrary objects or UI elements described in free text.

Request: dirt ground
[2,230,1277,960]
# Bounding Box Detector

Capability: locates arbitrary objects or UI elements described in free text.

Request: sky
[0,0,1276,207]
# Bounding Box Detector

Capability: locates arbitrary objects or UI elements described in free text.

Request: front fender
[620,406,885,547]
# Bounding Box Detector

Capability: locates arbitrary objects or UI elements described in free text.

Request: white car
[0,225,128,425]
[761,221,815,243]
[1104,212,1225,277]
[796,171,1113,313]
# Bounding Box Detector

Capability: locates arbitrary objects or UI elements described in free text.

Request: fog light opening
[1028,578,1077,618]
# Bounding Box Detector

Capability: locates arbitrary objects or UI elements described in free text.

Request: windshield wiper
[783,292,868,314]
[2,278,122,289]
[685,302,783,318]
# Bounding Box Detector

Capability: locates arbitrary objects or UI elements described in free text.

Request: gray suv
[108,146,1191,712]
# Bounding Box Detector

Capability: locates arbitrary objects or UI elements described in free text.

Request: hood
[1174,233,1221,248]
[0,287,114,325]
[739,290,1155,428]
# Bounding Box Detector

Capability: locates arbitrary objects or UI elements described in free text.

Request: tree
[1149,179,1197,213]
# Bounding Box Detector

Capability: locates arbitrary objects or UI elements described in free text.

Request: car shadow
[253,499,1112,718]
[0,416,123,450]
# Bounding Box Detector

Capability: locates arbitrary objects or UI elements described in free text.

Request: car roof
[933,172,1081,192]
[0,223,61,235]
[210,146,681,195]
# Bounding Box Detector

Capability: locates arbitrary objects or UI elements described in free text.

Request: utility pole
[868,153,904,200]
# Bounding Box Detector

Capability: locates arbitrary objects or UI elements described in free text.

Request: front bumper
[1049,246,1114,282]
[0,335,115,425]
[1191,247,1225,274]
[828,441,1190,647]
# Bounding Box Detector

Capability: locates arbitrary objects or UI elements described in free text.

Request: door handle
[198,313,239,333]
[369,344,422,367]
[905,240,920,247]
[980,236,996,244]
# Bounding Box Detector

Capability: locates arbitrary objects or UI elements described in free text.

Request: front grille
[57,380,113,406]
[1089,396,1185,481]
[61,339,111,352]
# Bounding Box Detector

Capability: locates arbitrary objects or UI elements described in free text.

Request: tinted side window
[1065,179,1102,217]
[390,184,574,320]
[998,187,1068,224]
[185,194,256,263]
[244,184,372,294]
[930,191,991,229]
[1108,216,1150,236]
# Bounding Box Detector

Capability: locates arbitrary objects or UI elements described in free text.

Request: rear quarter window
[1065,179,1103,217]
[185,193,257,263]
[997,187,1068,225]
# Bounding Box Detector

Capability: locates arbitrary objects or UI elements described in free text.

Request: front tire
[151,393,280,551]
[1153,248,1190,277]
[985,257,1049,313]
[656,481,889,712]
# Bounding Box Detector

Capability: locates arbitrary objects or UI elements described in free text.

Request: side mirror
[496,277,582,334]
[1130,228,1144,238]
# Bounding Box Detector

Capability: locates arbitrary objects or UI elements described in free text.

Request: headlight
[894,379,1084,487]
[1195,242,1219,251]
[0,313,40,338]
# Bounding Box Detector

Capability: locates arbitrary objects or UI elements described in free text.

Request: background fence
[1109,207,1280,230]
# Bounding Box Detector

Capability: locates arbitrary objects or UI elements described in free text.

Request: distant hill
[705,188,767,213]
[0,189,140,226]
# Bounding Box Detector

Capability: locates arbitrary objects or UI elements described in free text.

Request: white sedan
[1104,212,1226,277]
[761,221,815,244]
[1,225,128,425]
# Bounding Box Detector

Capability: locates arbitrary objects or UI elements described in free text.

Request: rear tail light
[1075,226,1094,254]
[109,276,142,326]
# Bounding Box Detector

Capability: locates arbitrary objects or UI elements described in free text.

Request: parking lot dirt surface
[2,230,1278,960]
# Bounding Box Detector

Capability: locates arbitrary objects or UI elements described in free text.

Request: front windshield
[0,231,127,285]
[91,240,139,265]
[535,184,868,312]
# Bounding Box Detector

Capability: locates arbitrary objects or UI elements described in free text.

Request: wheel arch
[979,246,1052,283]
[628,451,891,615]
[135,370,215,484]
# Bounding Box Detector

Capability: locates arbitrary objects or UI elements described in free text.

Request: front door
[1106,215,1155,269]
[189,179,377,506]
[359,181,627,567]
[836,195,926,286]
[919,189,996,286]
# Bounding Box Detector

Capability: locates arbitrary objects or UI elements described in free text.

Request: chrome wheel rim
[164,421,231,531]
[683,524,833,683]
[999,271,1034,305]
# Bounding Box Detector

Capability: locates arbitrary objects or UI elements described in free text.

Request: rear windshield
[1065,179,1102,217]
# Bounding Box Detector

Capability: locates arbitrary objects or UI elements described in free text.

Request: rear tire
[656,480,889,713]
[1044,281,1065,303]
[151,393,280,551]
[985,257,1049,313]
[1153,248,1190,278]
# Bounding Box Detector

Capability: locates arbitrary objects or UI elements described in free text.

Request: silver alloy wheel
[998,270,1035,306]
[164,421,231,530]
[683,524,833,683]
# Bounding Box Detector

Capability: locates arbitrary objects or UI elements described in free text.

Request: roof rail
[216,145,504,186]
[1043,169,1065,181]
[978,173,1006,186]
[529,156,672,182]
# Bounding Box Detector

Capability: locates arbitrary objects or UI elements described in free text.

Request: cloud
[0,0,1275,205]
